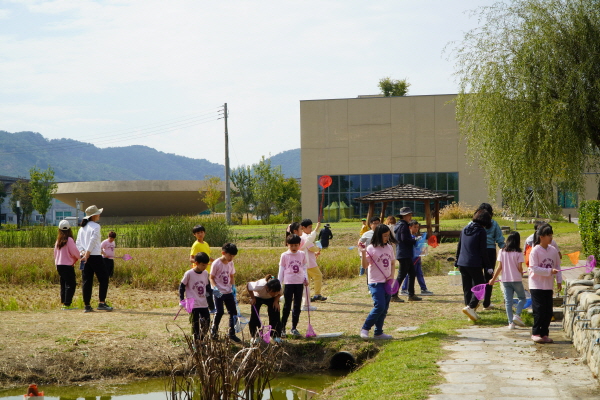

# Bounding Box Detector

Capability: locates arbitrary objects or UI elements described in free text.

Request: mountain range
[0,130,300,181]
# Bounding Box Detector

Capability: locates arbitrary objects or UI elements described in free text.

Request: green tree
[10,179,33,228]
[452,0,600,215]
[378,77,410,97]
[199,176,223,214]
[231,165,256,224]
[252,156,284,224]
[29,166,58,226]
[276,178,301,222]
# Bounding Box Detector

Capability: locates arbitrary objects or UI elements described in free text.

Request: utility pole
[224,103,231,224]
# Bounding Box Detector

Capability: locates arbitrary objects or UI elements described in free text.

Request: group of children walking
[180,218,327,344]
[54,203,565,345]
[457,204,563,344]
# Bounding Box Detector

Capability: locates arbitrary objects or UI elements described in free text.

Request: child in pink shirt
[528,224,562,344]
[359,224,397,339]
[209,243,241,343]
[54,220,81,310]
[279,234,308,337]
[180,252,210,342]
[489,232,526,329]
[101,231,117,278]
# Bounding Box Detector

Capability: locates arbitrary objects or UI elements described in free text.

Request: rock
[587,305,600,319]
[581,293,600,310]
[592,314,600,329]
[570,279,594,287]
[594,284,600,290]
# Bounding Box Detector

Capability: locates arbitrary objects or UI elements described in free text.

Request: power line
[0,109,222,155]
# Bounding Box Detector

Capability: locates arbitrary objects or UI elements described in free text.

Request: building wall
[300,94,490,221]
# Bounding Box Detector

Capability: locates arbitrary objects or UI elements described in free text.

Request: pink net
[181,298,194,313]
[587,255,597,272]
[122,254,132,261]
[470,284,488,301]
[260,325,272,343]
[385,279,399,295]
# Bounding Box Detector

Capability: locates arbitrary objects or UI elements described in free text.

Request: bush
[0,215,234,248]
[439,202,477,220]
[578,200,600,259]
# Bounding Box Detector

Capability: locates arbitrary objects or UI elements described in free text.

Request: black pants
[206,284,215,311]
[530,289,553,337]
[57,264,76,306]
[281,284,304,330]
[395,258,415,296]
[459,266,485,309]
[82,255,109,306]
[190,307,210,341]
[483,248,497,308]
[249,296,281,338]
[212,292,237,336]
[103,258,114,278]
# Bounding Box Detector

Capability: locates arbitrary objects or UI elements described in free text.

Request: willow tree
[452,0,600,216]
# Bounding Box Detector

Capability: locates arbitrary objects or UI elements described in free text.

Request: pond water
[0,372,344,400]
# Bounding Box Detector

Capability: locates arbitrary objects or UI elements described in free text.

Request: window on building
[317,172,459,222]
[557,189,578,208]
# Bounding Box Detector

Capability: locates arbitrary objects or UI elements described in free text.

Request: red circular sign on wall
[318,175,332,188]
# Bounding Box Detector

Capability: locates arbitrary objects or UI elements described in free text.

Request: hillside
[0,131,300,181]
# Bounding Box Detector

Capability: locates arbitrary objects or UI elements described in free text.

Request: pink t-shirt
[101,239,115,259]
[497,249,524,282]
[210,258,236,294]
[181,269,209,308]
[301,233,318,269]
[278,250,308,284]
[54,237,81,266]
[365,244,395,284]
[528,244,562,290]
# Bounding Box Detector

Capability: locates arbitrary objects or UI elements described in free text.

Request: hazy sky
[0,0,496,167]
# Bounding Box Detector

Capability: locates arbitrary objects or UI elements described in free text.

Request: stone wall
[563,272,600,378]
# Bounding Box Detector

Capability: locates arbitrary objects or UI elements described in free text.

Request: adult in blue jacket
[456,209,492,321]
[392,207,421,302]
[476,203,505,309]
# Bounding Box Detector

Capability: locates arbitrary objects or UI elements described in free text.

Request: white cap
[58,220,71,231]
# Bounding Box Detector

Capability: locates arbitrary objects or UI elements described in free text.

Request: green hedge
[578,200,600,259]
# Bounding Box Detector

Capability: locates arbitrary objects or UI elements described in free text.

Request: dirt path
[1,274,467,388]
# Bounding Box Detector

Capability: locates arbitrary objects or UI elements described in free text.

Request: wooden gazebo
[353,184,454,236]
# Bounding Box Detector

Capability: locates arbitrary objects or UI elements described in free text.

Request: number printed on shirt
[292,265,299,274]
[197,285,205,296]
[382,258,389,269]
[222,276,229,285]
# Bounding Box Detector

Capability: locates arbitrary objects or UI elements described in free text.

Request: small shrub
[439,202,476,220]
[579,200,600,259]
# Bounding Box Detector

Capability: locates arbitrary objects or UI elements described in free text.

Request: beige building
[300,94,591,221]
[55,180,224,223]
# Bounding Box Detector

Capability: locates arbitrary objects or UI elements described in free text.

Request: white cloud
[0,0,496,166]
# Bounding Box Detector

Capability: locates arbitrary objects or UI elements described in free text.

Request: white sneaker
[483,304,495,311]
[508,323,515,330]
[374,333,393,339]
[301,305,317,311]
[360,329,369,339]
[513,315,525,327]
[462,306,479,321]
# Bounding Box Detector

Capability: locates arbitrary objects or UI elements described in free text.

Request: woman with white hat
[76,205,112,313]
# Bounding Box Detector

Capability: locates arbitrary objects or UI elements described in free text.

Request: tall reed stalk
[0,215,233,248]
[167,330,284,400]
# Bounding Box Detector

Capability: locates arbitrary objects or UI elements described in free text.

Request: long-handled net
[305,286,317,338]
[174,298,195,320]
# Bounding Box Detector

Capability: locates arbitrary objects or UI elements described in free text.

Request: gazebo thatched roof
[353,184,454,203]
